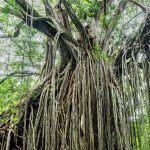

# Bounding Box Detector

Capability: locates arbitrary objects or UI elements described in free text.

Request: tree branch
[114,13,150,75]
[0,71,39,84]
[102,0,128,49]
[4,0,78,71]
[4,0,77,45]
[42,0,55,17]
[61,0,89,49]
[129,0,147,13]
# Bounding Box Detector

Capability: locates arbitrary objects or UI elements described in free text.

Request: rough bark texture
[0,0,150,150]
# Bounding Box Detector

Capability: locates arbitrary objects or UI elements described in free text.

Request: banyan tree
[0,0,150,149]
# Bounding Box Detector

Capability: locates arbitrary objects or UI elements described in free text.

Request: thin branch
[102,0,128,49]
[104,0,107,15]
[0,71,39,84]
[129,0,147,13]
[42,0,54,17]
[124,12,143,26]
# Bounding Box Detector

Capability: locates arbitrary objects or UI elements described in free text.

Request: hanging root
[0,52,130,150]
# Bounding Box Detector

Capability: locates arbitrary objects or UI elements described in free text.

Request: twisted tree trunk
[1,0,150,150]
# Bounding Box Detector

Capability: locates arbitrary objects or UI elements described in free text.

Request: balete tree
[0,0,150,150]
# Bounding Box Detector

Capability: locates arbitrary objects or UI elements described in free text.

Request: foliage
[0,77,32,112]
[70,0,100,19]
[0,2,45,114]
[92,44,112,62]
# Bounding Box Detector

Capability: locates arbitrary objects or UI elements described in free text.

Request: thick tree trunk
[1,0,150,150]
